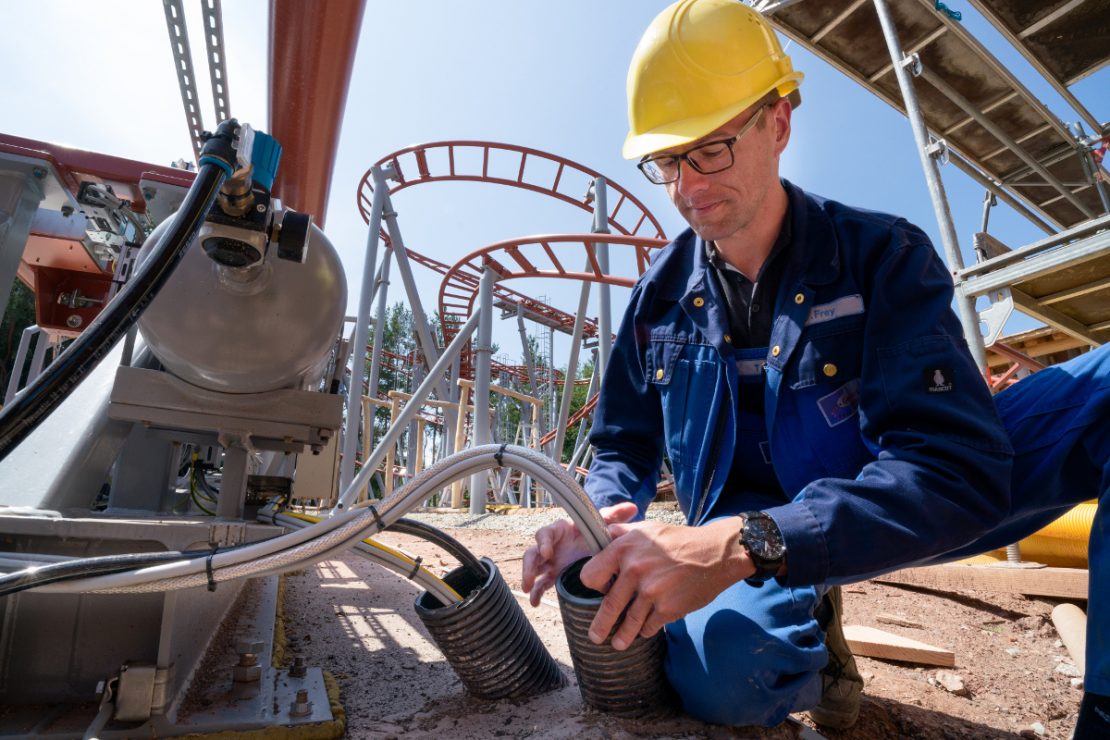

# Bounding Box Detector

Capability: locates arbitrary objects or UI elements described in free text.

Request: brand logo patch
[816,378,861,427]
[925,367,955,393]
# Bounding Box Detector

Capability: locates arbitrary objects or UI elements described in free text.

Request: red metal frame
[357,141,667,239]
[438,233,666,347]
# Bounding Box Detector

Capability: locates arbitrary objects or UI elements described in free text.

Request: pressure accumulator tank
[136,207,347,394]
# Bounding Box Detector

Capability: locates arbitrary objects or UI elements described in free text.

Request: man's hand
[579,517,754,650]
[521,501,639,607]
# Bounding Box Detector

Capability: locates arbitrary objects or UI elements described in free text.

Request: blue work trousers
[663,346,1108,725]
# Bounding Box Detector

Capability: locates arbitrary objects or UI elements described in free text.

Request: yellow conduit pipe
[973,502,1097,568]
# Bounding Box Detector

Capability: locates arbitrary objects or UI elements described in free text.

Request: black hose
[0,549,210,598]
[555,558,676,718]
[389,517,485,577]
[0,120,240,461]
[415,557,566,700]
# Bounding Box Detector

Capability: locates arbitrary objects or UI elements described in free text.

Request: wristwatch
[739,511,786,584]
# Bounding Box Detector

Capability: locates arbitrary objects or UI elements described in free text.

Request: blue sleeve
[765,228,1014,586]
[584,282,664,519]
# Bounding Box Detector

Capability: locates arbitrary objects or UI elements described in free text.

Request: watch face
[746,515,786,561]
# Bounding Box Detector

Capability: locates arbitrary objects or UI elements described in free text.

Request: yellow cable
[280,511,462,600]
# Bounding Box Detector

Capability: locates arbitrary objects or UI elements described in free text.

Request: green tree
[1,281,36,394]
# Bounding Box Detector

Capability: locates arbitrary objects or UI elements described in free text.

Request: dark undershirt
[705,203,792,351]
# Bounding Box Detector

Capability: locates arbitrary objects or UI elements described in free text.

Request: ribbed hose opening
[556,558,676,718]
[415,557,566,700]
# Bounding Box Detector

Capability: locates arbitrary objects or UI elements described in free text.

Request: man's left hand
[579,517,754,650]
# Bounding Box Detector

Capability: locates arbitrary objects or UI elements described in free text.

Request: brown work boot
[806,586,863,729]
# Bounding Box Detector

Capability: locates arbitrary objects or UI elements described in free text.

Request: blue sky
[2,1,1106,367]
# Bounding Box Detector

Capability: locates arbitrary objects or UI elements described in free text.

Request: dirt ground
[280,509,1086,739]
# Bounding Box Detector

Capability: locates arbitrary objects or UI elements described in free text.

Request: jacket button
[655,368,664,380]
[794,292,805,304]
[771,345,781,357]
[693,296,705,307]
[724,334,731,344]
[823,363,838,377]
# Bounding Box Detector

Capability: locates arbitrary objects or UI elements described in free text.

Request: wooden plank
[843,625,955,667]
[872,563,1088,600]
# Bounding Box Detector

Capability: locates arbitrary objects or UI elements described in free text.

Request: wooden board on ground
[872,563,1088,600]
[844,624,956,667]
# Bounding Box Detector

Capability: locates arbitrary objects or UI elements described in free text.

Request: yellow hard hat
[623,0,803,160]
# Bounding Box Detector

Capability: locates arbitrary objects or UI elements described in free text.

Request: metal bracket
[927,137,949,164]
[900,52,922,77]
[114,663,159,722]
[979,287,1014,347]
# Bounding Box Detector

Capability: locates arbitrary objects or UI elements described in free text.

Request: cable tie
[368,503,385,532]
[206,546,218,592]
[494,443,508,468]
[407,556,423,580]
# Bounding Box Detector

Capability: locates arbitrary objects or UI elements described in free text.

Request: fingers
[588,568,638,647]
[610,590,653,650]
[600,501,639,524]
[521,545,540,594]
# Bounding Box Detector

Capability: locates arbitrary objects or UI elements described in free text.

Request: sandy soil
[280,511,1085,739]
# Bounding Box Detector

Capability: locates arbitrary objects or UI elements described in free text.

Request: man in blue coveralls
[522,0,1108,735]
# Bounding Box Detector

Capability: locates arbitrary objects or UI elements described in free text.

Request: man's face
[658,99,788,243]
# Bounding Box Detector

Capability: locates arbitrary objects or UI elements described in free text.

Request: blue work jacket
[585,180,1013,586]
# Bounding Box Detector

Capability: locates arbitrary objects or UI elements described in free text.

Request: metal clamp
[979,287,1014,347]
[900,52,922,77]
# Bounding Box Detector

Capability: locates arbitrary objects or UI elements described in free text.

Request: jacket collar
[650,179,841,303]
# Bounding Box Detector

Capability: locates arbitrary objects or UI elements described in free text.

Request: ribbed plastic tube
[556,558,675,718]
[415,557,565,700]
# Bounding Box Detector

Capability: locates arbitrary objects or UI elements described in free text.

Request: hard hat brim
[622,71,803,161]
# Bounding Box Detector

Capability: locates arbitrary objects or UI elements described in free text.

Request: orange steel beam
[269,0,366,227]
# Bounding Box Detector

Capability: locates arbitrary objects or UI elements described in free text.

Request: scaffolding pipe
[469,266,497,514]
[363,249,394,457]
[593,177,613,377]
[918,67,1095,219]
[872,0,988,373]
[335,310,482,511]
[948,154,1056,235]
[553,279,591,462]
[372,166,450,402]
[340,173,388,491]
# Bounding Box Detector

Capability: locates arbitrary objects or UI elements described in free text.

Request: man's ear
[771,98,792,156]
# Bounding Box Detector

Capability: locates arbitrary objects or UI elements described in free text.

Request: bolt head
[256,203,266,213]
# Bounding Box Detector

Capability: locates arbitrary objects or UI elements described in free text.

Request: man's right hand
[521,501,639,607]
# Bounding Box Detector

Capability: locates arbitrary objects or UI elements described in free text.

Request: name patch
[805,294,865,326]
[925,367,955,393]
[817,378,861,427]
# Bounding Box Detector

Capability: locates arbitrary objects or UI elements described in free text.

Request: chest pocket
[646,336,715,469]
[786,317,873,478]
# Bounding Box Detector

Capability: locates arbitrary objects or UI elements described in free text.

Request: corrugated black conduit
[415,557,566,700]
[0,119,239,461]
[556,557,676,718]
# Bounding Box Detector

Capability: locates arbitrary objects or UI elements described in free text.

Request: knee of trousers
[664,616,823,727]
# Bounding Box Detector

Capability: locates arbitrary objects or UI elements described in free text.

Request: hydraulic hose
[388,517,486,578]
[30,445,609,595]
[0,549,209,597]
[268,509,462,604]
[0,120,240,461]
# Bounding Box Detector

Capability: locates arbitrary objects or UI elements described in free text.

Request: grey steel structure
[758,0,1108,369]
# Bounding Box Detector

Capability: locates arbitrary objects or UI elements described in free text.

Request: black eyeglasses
[638,105,768,185]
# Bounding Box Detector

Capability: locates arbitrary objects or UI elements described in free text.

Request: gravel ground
[277,504,1085,739]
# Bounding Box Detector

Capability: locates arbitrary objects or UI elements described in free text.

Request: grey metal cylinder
[136,208,347,393]
[415,557,565,700]
[556,558,675,718]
